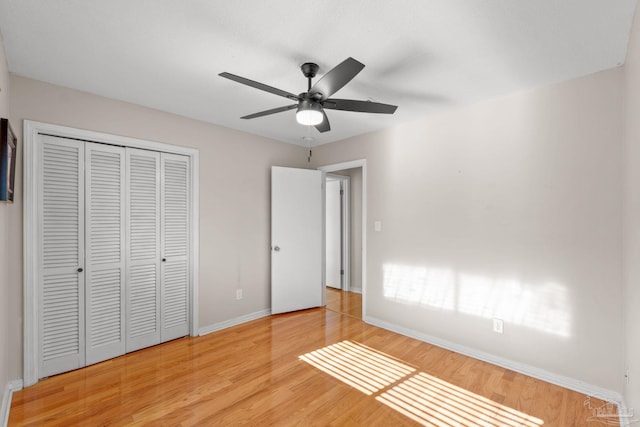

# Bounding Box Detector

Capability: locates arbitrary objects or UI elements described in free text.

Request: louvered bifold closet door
[85,143,126,365]
[126,148,162,352]
[161,153,190,342]
[39,135,85,377]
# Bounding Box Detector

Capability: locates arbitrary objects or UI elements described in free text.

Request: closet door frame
[23,120,200,387]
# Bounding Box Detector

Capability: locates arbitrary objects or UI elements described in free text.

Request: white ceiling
[0,0,637,146]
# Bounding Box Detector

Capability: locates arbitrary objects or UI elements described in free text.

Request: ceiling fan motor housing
[300,62,319,79]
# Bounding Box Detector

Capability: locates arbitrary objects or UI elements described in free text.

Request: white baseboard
[2,380,23,427]
[619,401,630,427]
[364,315,625,406]
[199,309,272,336]
[348,287,362,294]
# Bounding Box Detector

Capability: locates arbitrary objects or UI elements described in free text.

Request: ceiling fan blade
[323,98,398,114]
[315,110,331,133]
[219,72,300,101]
[241,104,298,119]
[309,57,365,101]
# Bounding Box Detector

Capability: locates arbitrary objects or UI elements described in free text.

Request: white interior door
[325,179,342,289]
[160,153,190,341]
[126,148,161,352]
[85,143,126,365]
[38,135,86,377]
[271,166,324,314]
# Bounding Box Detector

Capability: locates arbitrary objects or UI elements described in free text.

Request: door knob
[273,246,280,252]
[162,258,166,262]
[77,268,83,273]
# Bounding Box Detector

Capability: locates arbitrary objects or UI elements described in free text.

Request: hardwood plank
[326,287,362,319]
[9,308,620,426]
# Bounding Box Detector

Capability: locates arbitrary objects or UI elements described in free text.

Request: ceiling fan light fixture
[296,100,323,126]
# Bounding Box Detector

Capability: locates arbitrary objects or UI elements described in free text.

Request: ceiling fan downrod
[300,62,319,93]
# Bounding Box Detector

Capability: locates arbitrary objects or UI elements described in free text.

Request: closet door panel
[161,154,190,342]
[85,144,126,365]
[126,148,162,352]
[39,136,85,377]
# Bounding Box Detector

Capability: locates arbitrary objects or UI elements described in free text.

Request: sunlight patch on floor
[377,372,543,427]
[300,340,544,426]
[299,340,415,395]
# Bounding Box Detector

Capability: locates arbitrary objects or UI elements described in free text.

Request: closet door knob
[77,268,83,273]
[162,258,166,262]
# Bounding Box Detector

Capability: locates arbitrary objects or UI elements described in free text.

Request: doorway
[319,160,366,320]
[325,173,350,291]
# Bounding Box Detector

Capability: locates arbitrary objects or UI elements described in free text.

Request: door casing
[318,160,367,318]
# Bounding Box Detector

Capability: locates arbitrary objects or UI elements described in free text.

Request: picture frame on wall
[0,118,17,203]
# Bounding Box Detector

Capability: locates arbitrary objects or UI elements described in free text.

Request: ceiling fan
[219,57,398,133]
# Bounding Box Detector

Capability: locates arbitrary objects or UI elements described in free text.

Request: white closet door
[85,143,126,365]
[39,135,86,377]
[126,148,161,352]
[161,153,190,342]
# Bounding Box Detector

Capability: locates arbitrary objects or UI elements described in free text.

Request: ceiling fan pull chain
[308,148,312,163]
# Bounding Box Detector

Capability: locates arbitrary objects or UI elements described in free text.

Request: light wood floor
[10,308,618,426]
[326,287,362,319]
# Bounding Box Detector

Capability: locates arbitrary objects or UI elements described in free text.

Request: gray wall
[312,68,626,392]
[624,0,640,415]
[5,74,307,382]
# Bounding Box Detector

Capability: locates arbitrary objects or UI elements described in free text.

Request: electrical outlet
[493,318,504,334]
[625,369,630,385]
[236,289,243,300]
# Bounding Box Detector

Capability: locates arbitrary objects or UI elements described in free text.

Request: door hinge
[341,269,344,275]
[340,189,344,195]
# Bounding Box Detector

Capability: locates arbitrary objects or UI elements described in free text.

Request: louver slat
[42,144,80,269]
[89,150,122,264]
[163,160,189,258]
[163,261,188,328]
[130,155,159,261]
[129,265,158,338]
[88,270,122,347]
[42,272,80,361]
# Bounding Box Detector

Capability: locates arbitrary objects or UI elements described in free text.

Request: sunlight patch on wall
[299,341,544,426]
[383,264,571,337]
[383,265,456,310]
